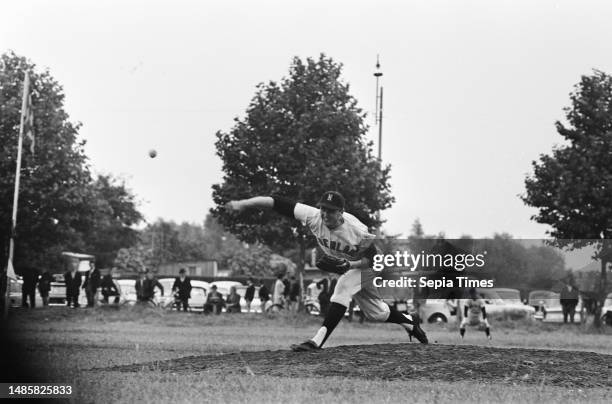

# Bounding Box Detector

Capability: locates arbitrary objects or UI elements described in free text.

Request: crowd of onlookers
[15,259,600,326]
[15,257,310,315]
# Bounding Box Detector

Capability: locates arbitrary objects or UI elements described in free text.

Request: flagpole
[4,72,30,318]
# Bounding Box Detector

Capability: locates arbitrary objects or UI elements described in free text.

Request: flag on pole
[6,259,17,281]
[22,72,35,154]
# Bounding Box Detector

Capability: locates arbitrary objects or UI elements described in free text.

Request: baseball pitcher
[225,191,428,351]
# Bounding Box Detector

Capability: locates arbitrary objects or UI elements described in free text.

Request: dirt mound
[103,344,612,388]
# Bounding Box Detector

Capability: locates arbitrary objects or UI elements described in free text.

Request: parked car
[419,299,454,323]
[8,277,41,307]
[161,279,211,312]
[211,281,256,312]
[116,279,137,305]
[48,274,69,305]
[235,284,261,313]
[158,278,180,308]
[10,273,90,307]
[491,288,523,304]
[602,293,612,326]
[527,289,584,323]
[474,288,535,321]
[184,280,211,311]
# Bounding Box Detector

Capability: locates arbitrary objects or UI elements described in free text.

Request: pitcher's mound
[104,344,612,388]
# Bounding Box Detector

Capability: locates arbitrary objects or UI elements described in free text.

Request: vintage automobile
[159,278,211,312]
[528,289,584,323]
[9,273,87,307]
[419,299,455,324]
[235,284,261,313]
[211,280,262,313]
[476,288,535,321]
[602,293,612,326]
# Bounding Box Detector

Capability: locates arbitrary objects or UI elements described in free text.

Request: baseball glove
[316,255,351,275]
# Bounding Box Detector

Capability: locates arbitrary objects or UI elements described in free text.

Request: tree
[211,54,394,279]
[225,243,273,277]
[522,70,612,325]
[0,52,142,272]
[81,175,143,267]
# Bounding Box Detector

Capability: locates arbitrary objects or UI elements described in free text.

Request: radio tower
[374,55,383,160]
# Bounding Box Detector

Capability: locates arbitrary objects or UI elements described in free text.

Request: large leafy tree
[522,70,612,324]
[212,54,394,273]
[83,175,143,267]
[1,52,142,272]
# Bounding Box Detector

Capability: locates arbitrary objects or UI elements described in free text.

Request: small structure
[156,260,218,277]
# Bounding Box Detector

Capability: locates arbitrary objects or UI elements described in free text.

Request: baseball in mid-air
[149,149,157,158]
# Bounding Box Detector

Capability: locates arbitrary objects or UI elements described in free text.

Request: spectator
[288,276,300,312]
[100,269,121,304]
[172,268,192,311]
[258,281,270,312]
[21,266,39,308]
[204,285,225,314]
[226,286,241,313]
[244,277,255,313]
[83,261,101,308]
[282,276,291,303]
[317,278,330,317]
[560,283,580,324]
[37,270,53,306]
[136,270,164,305]
[272,273,285,311]
[64,259,82,308]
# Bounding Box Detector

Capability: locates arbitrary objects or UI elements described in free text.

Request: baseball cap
[317,191,345,210]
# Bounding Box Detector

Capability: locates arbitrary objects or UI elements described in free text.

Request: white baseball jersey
[293,203,375,261]
[465,298,486,321]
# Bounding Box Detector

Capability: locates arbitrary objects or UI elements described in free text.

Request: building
[156,260,218,277]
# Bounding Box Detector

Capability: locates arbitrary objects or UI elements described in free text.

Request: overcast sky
[2,0,611,238]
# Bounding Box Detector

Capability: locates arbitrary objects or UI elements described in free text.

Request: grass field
[2,306,611,403]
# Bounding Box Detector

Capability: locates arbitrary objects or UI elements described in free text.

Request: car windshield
[493,289,522,303]
[529,291,558,306]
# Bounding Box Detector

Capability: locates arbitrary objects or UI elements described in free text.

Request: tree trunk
[594,258,608,328]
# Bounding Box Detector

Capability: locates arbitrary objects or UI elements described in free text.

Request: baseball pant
[460,317,490,328]
[330,269,390,321]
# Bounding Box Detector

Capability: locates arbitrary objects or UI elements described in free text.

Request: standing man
[172,268,192,311]
[289,275,300,312]
[225,191,427,351]
[38,270,53,306]
[244,277,255,313]
[64,259,82,308]
[21,266,38,308]
[272,272,286,311]
[560,283,580,324]
[258,280,270,312]
[83,261,101,308]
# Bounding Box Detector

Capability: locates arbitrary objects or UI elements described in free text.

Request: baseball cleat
[290,340,321,352]
[407,313,428,344]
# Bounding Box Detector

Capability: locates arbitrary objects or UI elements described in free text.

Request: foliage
[211,54,394,254]
[522,69,612,323]
[523,70,612,254]
[0,51,142,272]
[128,215,275,277]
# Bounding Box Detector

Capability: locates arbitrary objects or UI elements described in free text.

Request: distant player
[225,191,428,351]
[460,288,491,339]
